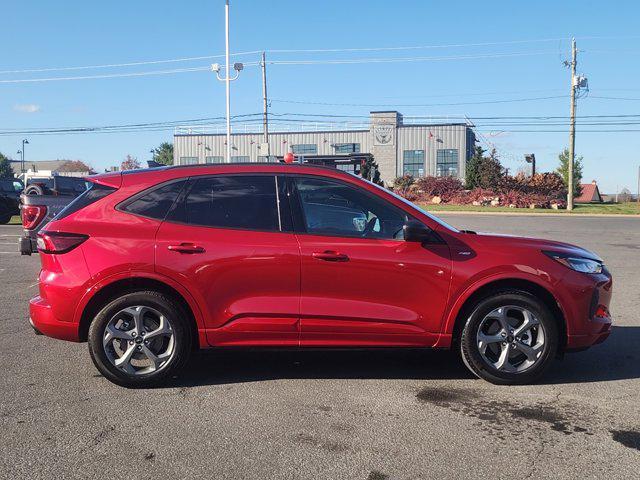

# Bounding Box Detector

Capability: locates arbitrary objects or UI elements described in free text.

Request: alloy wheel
[102,305,175,376]
[476,305,546,373]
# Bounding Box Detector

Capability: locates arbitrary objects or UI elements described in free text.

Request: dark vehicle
[0,178,24,224]
[23,176,89,196]
[20,175,89,254]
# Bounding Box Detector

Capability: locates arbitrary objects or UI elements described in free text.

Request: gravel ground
[0,215,639,479]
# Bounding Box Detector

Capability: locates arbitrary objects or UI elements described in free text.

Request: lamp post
[21,139,29,173]
[212,0,243,163]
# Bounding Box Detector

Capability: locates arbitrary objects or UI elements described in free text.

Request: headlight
[543,251,603,274]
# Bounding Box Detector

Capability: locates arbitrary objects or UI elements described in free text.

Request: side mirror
[403,220,440,243]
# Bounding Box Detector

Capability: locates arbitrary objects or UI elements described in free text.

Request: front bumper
[564,271,613,351]
[29,296,80,342]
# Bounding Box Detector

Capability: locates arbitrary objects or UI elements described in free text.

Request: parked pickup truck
[20,176,89,255]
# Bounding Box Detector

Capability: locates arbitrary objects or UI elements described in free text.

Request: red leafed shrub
[413,176,464,201]
[498,172,566,198]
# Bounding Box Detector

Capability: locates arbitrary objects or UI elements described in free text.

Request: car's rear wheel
[88,291,192,388]
[460,290,559,385]
[0,213,11,224]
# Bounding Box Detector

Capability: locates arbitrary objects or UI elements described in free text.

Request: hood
[461,231,602,262]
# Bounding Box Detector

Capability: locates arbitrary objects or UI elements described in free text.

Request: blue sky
[1,0,639,193]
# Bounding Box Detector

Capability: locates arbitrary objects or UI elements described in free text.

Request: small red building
[575,180,603,203]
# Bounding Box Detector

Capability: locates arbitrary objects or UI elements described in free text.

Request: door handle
[167,243,206,254]
[312,250,349,262]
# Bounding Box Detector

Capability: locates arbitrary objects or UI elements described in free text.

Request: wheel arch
[448,277,567,350]
[78,276,202,349]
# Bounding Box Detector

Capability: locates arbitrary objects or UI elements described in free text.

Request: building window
[291,144,317,155]
[436,149,459,177]
[334,143,360,153]
[179,157,198,165]
[205,156,224,164]
[403,150,425,177]
[230,156,250,162]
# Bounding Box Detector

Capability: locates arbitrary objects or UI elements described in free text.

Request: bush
[392,172,568,209]
[498,172,566,198]
[414,176,464,202]
[393,175,415,196]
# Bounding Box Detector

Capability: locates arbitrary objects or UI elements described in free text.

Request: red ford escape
[29,163,613,387]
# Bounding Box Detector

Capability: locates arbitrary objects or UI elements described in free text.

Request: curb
[426,210,640,218]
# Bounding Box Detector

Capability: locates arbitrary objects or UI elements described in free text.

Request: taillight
[22,205,47,230]
[37,231,88,254]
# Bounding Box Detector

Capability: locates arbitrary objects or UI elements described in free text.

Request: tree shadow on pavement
[162,325,640,388]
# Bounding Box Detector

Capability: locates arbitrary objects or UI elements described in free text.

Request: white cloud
[13,104,40,113]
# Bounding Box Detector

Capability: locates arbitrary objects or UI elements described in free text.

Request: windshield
[361,178,459,233]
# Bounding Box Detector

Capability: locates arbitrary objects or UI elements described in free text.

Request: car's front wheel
[460,290,559,385]
[88,291,192,388]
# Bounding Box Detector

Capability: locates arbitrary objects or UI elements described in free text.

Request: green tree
[120,154,141,171]
[477,148,504,189]
[151,142,174,166]
[360,157,383,185]
[556,148,583,197]
[0,152,14,178]
[465,146,485,189]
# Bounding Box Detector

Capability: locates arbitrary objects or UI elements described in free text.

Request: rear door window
[169,175,280,231]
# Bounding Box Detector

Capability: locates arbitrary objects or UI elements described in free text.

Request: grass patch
[418,202,640,215]
[9,215,21,225]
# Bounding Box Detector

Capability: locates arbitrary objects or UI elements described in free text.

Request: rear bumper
[20,235,36,255]
[29,296,80,342]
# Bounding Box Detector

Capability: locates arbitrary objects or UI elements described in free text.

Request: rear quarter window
[55,182,117,220]
[119,180,186,220]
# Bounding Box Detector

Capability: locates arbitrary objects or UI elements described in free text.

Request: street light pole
[211,0,243,163]
[224,0,231,163]
[21,139,29,174]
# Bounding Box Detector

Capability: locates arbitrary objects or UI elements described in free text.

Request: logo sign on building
[373,124,394,146]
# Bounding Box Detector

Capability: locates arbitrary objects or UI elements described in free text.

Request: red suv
[29,164,613,387]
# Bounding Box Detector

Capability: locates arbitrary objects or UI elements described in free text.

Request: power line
[0,66,212,84]
[271,95,568,107]
[0,51,263,75]
[264,51,558,66]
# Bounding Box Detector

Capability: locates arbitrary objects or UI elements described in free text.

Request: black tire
[460,290,559,385]
[24,185,44,196]
[88,290,192,388]
[0,213,11,224]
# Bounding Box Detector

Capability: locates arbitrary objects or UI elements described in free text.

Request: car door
[155,174,301,347]
[289,175,451,347]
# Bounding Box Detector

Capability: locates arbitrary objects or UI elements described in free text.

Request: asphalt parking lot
[1,214,639,479]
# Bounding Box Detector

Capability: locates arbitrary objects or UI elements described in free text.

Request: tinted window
[293,177,407,239]
[54,176,90,195]
[55,183,116,220]
[122,180,186,220]
[174,175,279,231]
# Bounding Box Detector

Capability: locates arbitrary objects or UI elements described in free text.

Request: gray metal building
[173,111,477,186]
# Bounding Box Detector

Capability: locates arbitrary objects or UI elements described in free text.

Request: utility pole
[261,51,270,160]
[567,38,577,211]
